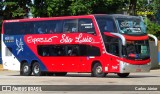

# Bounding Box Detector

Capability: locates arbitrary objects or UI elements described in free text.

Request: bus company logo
[16,38,24,55]
[27,36,58,44]
[75,33,95,43]
[60,33,96,43]
[26,33,97,44]
[60,34,73,43]
[5,36,14,42]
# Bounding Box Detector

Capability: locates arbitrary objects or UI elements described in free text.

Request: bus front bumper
[120,61,151,73]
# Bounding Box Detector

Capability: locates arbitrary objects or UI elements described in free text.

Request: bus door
[104,35,121,72]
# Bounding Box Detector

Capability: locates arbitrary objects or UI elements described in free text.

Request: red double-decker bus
[1,14,157,77]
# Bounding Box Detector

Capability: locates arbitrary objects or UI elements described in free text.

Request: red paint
[123,35,148,40]
[3,15,151,73]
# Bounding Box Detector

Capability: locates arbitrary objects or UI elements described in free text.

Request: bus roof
[95,14,141,19]
[3,15,95,23]
[3,14,141,23]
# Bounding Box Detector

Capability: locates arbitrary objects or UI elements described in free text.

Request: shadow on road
[8,73,160,78]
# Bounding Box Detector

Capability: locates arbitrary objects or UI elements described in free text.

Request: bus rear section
[1,14,157,77]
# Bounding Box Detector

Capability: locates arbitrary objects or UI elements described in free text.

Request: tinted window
[96,17,116,32]
[104,36,119,56]
[5,47,12,56]
[78,19,96,34]
[4,22,30,35]
[63,19,78,33]
[38,45,66,56]
[37,45,100,57]
[4,20,62,35]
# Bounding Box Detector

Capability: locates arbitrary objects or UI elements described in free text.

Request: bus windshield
[122,40,150,60]
[96,17,117,33]
[116,18,146,35]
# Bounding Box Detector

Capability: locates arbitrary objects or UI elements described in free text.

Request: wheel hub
[23,66,29,73]
[96,66,102,74]
[34,65,39,74]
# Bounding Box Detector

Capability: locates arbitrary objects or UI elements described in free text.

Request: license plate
[136,69,141,72]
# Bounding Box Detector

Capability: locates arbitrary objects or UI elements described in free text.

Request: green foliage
[153,0,160,24]
[136,0,154,16]
[68,0,93,15]
[31,0,66,17]
[145,18,160,39]
[1,0,31,19]
[31,0,128,17]
[91,0,127,14]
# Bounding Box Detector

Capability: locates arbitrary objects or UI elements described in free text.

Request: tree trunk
[129,0,137,15]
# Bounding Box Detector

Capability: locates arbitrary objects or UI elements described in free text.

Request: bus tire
[55,72,67,76]
[32,62,42,76]
[117,73,130,78]
[20,62,32,76]
[91,63,106,77]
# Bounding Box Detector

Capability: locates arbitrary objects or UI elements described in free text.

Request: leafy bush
[145,18,160,39]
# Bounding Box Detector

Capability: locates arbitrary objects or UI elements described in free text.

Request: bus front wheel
[32,62,43,76]
[117,73,130,78]
[20,62,32,76]
[91,63,106,77]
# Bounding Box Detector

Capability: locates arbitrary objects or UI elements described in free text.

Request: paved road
[0,69,160,94]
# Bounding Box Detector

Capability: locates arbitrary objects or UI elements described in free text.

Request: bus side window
[66,45,79,56]
[87,46,100,56]
[78,18,96,35]
[105,36,119,56]
[109,44,119,56]
[5,47,12,56]
[48,20,62,34]
[37,45,66,56]
[63,19,78,33]
[78,45,100,56]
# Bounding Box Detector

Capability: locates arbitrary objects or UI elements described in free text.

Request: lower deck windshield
[122,40,150,60]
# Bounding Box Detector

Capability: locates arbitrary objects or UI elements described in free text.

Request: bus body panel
[1,34,20,70]
[1,14,152,74]
[2,35,47,71]
[23,33,103,72]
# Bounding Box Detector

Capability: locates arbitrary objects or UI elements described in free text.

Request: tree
[31,0,128,17]
[128,0,137,15]
[31,0,66,17]
[153,0,160,24]
[145,18,160,39]
[67,0,93,15]
[91,0,128,14]
[1,0,31,19]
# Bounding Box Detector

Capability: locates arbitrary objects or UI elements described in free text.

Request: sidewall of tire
[92,63,106,77]
[21,63,32,76]
[32,62,42,76]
